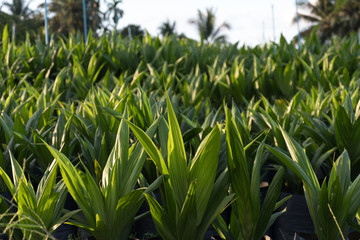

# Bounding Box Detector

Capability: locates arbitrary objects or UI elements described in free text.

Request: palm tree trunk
[12,22,16,42]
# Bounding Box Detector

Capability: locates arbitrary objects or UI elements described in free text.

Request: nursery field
[1,25,360,239]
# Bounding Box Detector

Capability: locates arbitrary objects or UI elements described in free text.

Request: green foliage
[334,92,360,179]
[216,107,288,240]
[267,127,360,240]
[127,94,233,240]
[43,109,161,240]
[0,152,76,239]
[0,27,360,239]
[0,11,43,43]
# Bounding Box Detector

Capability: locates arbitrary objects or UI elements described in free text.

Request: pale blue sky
[20,0,313,45]
[111,0,306,45]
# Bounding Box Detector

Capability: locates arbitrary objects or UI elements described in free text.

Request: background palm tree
[2,0,32,19]
[103,0,123,30]
[120,24,144,39]
[294,0,334,41]
[1,0,42,42]
[90,0,101,33]
[47,0,101,36]
[159,19,176,37]
[295,0,360,42]
[189,8,231,43]
[333,0,360,37]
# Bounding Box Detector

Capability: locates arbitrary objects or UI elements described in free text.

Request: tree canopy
[46,0,102,36]
[296,0,360,42]
[189,8,231,43]
[159,19,176,37]
[0,0,43,42]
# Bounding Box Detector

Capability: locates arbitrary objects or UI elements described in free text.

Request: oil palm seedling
[333,92,360,179]
[126,94,233,240]
[44,109,162,240]
[0,152,77,239]
[214,107,289,240]
[251,95,336,194]
[267,126,360,239]
[0,83,66,176]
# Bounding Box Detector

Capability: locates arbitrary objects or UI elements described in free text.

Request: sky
[19,0,314,46]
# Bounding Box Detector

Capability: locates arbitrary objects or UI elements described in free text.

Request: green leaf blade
[166,94,188,209]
